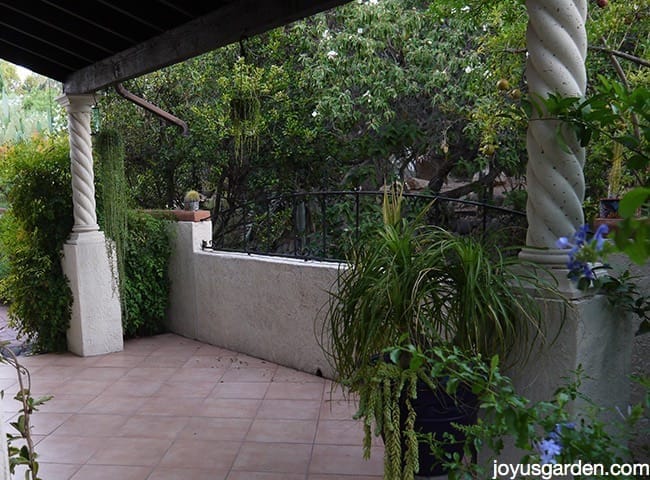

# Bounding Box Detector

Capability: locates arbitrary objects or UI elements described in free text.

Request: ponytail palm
[325,193,550,389]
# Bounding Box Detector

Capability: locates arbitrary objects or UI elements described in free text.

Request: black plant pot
[401,379,479,477]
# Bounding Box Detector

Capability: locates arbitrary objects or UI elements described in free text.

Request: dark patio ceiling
[0,0,350,94]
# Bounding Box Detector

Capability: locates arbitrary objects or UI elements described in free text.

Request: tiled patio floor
[0,333,384,480]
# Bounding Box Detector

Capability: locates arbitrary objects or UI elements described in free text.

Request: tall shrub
[94,129,172,338]
[0,135,73,351]
[121,210,172,338]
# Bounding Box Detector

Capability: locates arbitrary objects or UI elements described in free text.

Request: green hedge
[0,134,174,351]
[121,210,172,338]
[0,135,73,352]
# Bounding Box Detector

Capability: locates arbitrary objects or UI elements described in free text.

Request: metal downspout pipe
[114,83,189,136]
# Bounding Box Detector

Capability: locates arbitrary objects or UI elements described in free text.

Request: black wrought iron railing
[202,190,527,262]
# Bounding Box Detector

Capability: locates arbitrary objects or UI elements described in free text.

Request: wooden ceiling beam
[63,0,349,94]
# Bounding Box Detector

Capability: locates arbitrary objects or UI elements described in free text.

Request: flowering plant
[557,224,650,336]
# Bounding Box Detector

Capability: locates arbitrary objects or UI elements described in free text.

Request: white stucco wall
[166,220,340,378]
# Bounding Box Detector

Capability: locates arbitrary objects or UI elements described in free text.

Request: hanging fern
[95,129,129,314]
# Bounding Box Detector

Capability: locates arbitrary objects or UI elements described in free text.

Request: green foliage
[355,342,649,480]
[324,190,550,389]
[95,129,129,315]
[1,346,51,480]
[1,61,63,145]
[121,210,172,338]
[0,135,73,352]
[543,78,650,265]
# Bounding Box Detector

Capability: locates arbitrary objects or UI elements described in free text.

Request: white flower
[368,0,378,4]
[357,28,364,34]
[362,90,371,98]
[322,29,331,40]
[327,50,338,59]
[482,24,488,32]
[311,110,319,117]
[461,5,470,12]
[464,66,473,74]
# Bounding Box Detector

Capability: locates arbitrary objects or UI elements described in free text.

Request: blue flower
[537,438,562,464]
[593,224,609,252]
[556,236,572,249]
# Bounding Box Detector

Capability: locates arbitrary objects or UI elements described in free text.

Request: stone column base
[62,231,123,356]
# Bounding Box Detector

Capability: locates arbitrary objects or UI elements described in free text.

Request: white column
[56,94,101,238]
[503,2,634,466]
[520,0,587,265]
[57,94,123,356]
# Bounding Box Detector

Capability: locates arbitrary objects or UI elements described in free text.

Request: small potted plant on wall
[183,190,201,211]
[322,188,555,478]
[595,143,626,230]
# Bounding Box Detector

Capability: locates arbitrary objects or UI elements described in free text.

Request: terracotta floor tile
[149,467,227,480]
[265,382,324,400]
[31,366,86,382]
[183,355,238,369]
[3,334,389,480]
[36,434,105,463]
[200,398,261,418]
[101,378,163,397]
[155,380,216,398]
[29,412,72,435]
[122,340,162,355]
[221,367,277,383]
[123,366,178,381]
[0,379,16,396]
[36,394,97,413]
[148,345,201,358]
[232,442,312,473]
[48,379,111,396]
[69,465,152,480]
[227,473,305,480]
[29,462,81,480]
[136,396,203,416]
[167,366,226,383]
[87,437,173,466]
[193,344,235,356]
[160,439,239,470]
[75,366,128,381]
[246,418,317,443]
[139,355,192,368]
[179,417,252,441]
[257,399,321,420]
[274,366,327,383]
[232,354,274,369]
[91,353,146,368]
[26,379,64,397]
[320,398,360,421]
[323,381,353,401]
[0,365,23,379]
[211,382,270,399]
[80,394,143,415]
[54,413,127,437]
[308,475,383,480]
[315,420,367,446]
[45,354,101,367]
[309,444,384,476]
[118,415,190,439]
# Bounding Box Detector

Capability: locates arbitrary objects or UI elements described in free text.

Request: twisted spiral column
[57,94,100,234]
[521,0,587,263]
